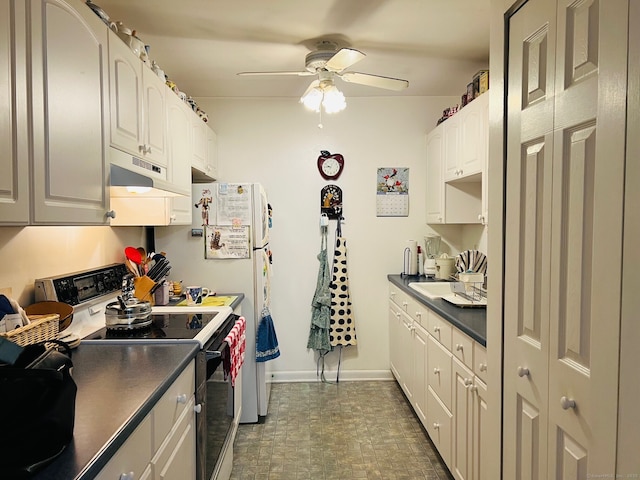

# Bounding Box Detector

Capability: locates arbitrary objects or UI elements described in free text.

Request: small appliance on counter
[423,234,441,277]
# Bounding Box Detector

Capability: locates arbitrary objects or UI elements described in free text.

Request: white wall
[187,95,485,381]
[0,226,145,306]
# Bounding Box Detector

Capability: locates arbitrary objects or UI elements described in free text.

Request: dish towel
[256,307,280,362]
[223,316,246,387]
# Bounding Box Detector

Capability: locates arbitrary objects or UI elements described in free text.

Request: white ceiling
[92,0,490,99]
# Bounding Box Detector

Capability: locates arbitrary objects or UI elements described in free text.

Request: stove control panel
[35,264,128,306]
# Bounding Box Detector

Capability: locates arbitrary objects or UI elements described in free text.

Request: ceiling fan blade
[325,48,366,72]
[237,71,314,77]
[338,72,409,91]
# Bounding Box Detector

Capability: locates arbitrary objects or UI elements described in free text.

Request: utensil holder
[134,276,156,304]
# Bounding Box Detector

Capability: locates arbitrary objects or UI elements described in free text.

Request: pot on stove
[105,299,152,328]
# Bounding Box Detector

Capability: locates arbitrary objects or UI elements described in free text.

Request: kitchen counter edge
[387,274,486,346]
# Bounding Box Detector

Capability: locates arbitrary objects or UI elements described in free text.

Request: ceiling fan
[237,40,409,112]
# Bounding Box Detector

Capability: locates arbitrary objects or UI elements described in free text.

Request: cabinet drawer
[95,415,152,480]
[406,296,427,326]
[153,361,195,450]
[474,343,488,382]
[452,328,474,370]
[427,311,452,350]
[388,284,410,312]
[426,386,452,468]
[151,396,196,479]
[427,335,452,409]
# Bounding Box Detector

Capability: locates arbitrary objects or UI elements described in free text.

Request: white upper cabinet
[206,126,219,180]
[30,0,110,224]
[108,29,167,167]
[425,128,445,224]
[0,1,29,224]
[167,93,193,225]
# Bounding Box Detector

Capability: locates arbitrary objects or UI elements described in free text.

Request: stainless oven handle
[205,350,222,361]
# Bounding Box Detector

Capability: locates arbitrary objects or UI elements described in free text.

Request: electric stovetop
[84,312,220,342]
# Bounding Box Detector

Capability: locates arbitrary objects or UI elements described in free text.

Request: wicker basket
[0,314,59,346]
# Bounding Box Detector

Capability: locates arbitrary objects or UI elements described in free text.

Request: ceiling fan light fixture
[301,85,323,112]
[322,84,346,113]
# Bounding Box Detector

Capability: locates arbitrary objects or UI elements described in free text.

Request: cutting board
[174,295,238,307]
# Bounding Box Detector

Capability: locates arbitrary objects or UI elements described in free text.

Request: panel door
[109,29,142,154]
[30,0,109,224]
[142,70,167,166]
[167,94,192,224]
[0,0,29,224]
[425,128,444,224]
[504,0,627,478]
[458,94,487,179]
[472,377,488,480]
[443,118,460,181]
[546,0,626,476]
[412,322,428,425]
[388,301,403,381]
[452,357,474,480]
[504,1,557,478]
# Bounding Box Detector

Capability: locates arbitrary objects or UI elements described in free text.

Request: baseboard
[269,370,394,383]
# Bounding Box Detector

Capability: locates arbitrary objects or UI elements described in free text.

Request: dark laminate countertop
[33,342,199,480]
[388,274,487,346]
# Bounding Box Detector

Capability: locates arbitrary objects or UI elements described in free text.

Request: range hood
[109,148,190,198]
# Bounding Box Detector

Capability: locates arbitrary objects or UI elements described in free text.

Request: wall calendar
[376,167,409,217]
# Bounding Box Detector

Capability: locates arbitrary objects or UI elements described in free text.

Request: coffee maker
[423,235,441,277]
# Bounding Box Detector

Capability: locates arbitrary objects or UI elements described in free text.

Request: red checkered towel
[224,316,245,387]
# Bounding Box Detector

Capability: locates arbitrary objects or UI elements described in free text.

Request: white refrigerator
[156,182,273,423]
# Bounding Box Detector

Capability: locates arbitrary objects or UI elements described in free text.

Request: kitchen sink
[408,282,454,299]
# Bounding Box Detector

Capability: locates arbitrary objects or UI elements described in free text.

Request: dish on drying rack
[455,250,487,274]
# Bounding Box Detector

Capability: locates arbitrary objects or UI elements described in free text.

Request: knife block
[134,276,156,304]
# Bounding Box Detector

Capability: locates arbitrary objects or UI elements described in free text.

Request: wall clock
[317,150,344,180]
[320,184,343,219]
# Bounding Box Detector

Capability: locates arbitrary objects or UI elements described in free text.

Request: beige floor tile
[230,381,453,480]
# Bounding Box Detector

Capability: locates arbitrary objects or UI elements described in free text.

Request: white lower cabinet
[388,282,488,480]
[96,361,196,480]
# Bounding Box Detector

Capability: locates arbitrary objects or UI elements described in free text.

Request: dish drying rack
[450,272,487,304]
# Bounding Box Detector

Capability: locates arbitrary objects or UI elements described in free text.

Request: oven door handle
[205,349,222,361]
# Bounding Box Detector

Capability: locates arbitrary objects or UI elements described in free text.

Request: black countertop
[388,274,486,346]
[33,342,199,480]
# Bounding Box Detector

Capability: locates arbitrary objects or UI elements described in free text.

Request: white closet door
[547,1,626,476]
[503,1,557,477]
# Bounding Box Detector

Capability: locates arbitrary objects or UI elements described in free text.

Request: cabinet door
[452,357,474,480]
[142,70,167,166]
[458,94,487,179]
[412,322,428,425]
[398,311,414,403]
[152,397,196,480]
[0,0,29,224]
[472,377,488,480]
[443,118,460,181]
[30,0,109,224]
[388,301,403,382]
[191,116,207,172]
[167,94,192,224]
[425,128,444,224]
[109,29,142,154]
[206,126,218,180]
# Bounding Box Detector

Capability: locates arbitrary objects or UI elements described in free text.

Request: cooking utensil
[105,299,152,328]
[24,301,74,332]
[125,246,143,276]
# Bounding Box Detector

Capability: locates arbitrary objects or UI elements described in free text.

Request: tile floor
[230,381,453,480]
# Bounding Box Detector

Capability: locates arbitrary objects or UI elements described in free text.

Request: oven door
[196,314,237,480]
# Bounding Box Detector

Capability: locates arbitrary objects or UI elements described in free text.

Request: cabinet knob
[433,422,440,430]
[517,366,530,377]
[433,326,440,333]
[194,403,202,414]
[176,393,188,404]
[106,210,116,219]
[456,344,463,352]
[395,312,400,319]
[560,396,576,410]
[437,216,443,223]
[433,367,440,374]
[464,378,473,387]
[402,301,408,307]
[479,363,487,372]
[390,292,396,298]
[470,385,478,393]
[119,472,135,480]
